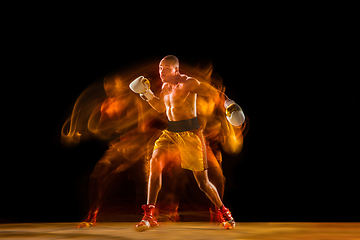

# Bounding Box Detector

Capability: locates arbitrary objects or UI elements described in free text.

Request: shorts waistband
[167,117,200,132]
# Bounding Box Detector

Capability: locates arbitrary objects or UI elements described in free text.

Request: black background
[2,11,357,223]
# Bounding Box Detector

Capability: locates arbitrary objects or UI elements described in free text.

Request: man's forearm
[148,96,166,113]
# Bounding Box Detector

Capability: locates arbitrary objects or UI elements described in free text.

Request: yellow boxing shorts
[153,117,208,171]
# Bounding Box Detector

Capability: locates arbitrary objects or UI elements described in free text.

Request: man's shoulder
[185,76,198,81]
[184,76,200,86]
[181,76,200,93]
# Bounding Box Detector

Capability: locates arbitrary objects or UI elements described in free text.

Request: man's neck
[168,74,186,86]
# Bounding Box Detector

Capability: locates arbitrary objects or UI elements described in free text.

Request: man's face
[159,60,178,82]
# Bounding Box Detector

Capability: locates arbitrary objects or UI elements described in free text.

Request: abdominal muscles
[165,93,197,122]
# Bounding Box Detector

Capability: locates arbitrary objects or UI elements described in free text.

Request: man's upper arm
[159,83,169,101]
[185,78,201,93]
[185,77,217,97]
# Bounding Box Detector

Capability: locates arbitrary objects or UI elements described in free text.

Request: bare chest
[163,83,194,106]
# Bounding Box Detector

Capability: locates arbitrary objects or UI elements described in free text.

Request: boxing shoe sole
[221,220,236,230]
[135,220,159,232]
[135,224,150,232]
[77,222,94,228]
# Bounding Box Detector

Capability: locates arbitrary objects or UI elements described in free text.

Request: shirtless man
[130,55,236,231]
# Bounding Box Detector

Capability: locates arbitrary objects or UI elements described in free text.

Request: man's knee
[150,149,167,169]
[150,155,161,167]
[197,181,207,192]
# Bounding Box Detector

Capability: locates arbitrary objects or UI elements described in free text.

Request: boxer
[130,55,244,231]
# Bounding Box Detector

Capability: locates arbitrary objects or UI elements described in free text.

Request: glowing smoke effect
[61,59,248,224]
[61,60,247,153]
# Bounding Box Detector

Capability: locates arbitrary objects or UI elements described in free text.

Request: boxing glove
[224,99,245,126]
[129,76,155,101]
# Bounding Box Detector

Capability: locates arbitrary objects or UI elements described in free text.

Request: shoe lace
[221,207,233,221]
[141,205,155,221]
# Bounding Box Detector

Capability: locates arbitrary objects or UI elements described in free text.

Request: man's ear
[175,67,180,74]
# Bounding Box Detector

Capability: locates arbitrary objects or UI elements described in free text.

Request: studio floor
[0,222,359,240]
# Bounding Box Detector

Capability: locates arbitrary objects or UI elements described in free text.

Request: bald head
[160,55,179,68]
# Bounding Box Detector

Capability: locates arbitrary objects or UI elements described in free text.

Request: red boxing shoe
[135,204,159,232]
[77,210,98,228]
[218,205,235,229]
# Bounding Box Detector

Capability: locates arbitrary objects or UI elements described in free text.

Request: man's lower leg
[194,171,235,229]
[136,159,161,232]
